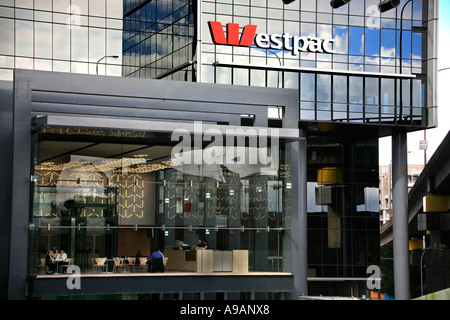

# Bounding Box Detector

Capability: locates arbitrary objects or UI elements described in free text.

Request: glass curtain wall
[306,132,380,279]
[28,126,291,275]
[201,0,427,126]
[0,0,123,80]
[123,0,197,80]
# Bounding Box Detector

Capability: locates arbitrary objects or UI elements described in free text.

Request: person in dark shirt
[45,250,57,274]
[196,239,205,249]
[135,250,143,266]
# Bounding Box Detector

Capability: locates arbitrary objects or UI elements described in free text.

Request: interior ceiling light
[282,0,296,4]
[330,0,351,9]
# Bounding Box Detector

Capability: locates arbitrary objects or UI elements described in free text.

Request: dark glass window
[307,134,380,278]
[124,0,196,80]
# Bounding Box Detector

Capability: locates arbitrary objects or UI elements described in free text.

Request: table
[52,260,69,274]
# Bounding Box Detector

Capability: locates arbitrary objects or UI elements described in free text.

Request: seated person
[148,249,164,273]
[135,250,143,266]
[59,249,68,262]
[59,250,69,273]
[45,250,57,274]
[146,257,152,272]
[53,249,61,261]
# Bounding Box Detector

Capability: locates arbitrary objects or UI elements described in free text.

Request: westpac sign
[208,21,336,55]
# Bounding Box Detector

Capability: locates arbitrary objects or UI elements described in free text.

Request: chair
[39,258,46,268]
[150,258,164,273]
[38,258,48,273]
[126,257,135,272]
[60,258,74,273]
[163,257,169,272]
[139,257,148,271]
[93,257,107,273]
[113,257,124,273]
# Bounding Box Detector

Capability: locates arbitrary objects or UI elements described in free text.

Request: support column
[392,129,410,300]
[8,75,32,299]
[287,130,307,299]
[0,79,14,300]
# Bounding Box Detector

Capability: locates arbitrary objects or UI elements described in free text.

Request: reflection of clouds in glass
[35,22,52,58]
[333,75,347,103]
[15,20,33,56]
[316,74,331,102]
[53,24,70,60]
[357,188,379,213]
[381,47,396,58]
[34,59,52,71]
[317,24,331,40]
[123,31,190,69]
[349,55,363,65]
[301,23,315,38]
[284,72,298,89]
[0,18,14,55]
[308,184,379,213]
[0,55,13,68]
[347,27,364,55]
[4,2,123,76]
[216,67,231,85]
[36,20,122,75]
[359,34,364,56]
[15,57,33,69]
[123,6,192,75]
[349,77,363,104]
[300,73,315,101]
[307,182,322,213]
[0,69,13,81]
[333,26,348,55]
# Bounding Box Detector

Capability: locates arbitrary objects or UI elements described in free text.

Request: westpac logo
[208,21,335,55]
[208,21,257,47]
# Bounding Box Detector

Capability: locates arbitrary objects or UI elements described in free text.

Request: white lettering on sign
[209,21,336,55]
[254,33,335,55]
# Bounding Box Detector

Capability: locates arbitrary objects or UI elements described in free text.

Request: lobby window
[28,126,292,276]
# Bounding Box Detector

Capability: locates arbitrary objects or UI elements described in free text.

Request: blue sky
[380,0,450,165]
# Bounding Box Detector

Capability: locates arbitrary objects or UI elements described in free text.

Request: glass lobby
[28,126,292,275]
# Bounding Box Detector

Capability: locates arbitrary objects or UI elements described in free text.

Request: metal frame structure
[5,69,306,299]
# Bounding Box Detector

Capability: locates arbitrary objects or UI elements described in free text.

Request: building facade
[0,0,438,300]
[379,163,425,225]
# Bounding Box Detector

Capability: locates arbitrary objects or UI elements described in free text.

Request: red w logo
[208,21,257,47]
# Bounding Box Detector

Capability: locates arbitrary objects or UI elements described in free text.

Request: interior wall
[117,229,151,257]
[118,172,156,226]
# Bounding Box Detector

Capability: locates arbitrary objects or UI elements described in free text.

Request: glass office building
[0,0,438,300]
